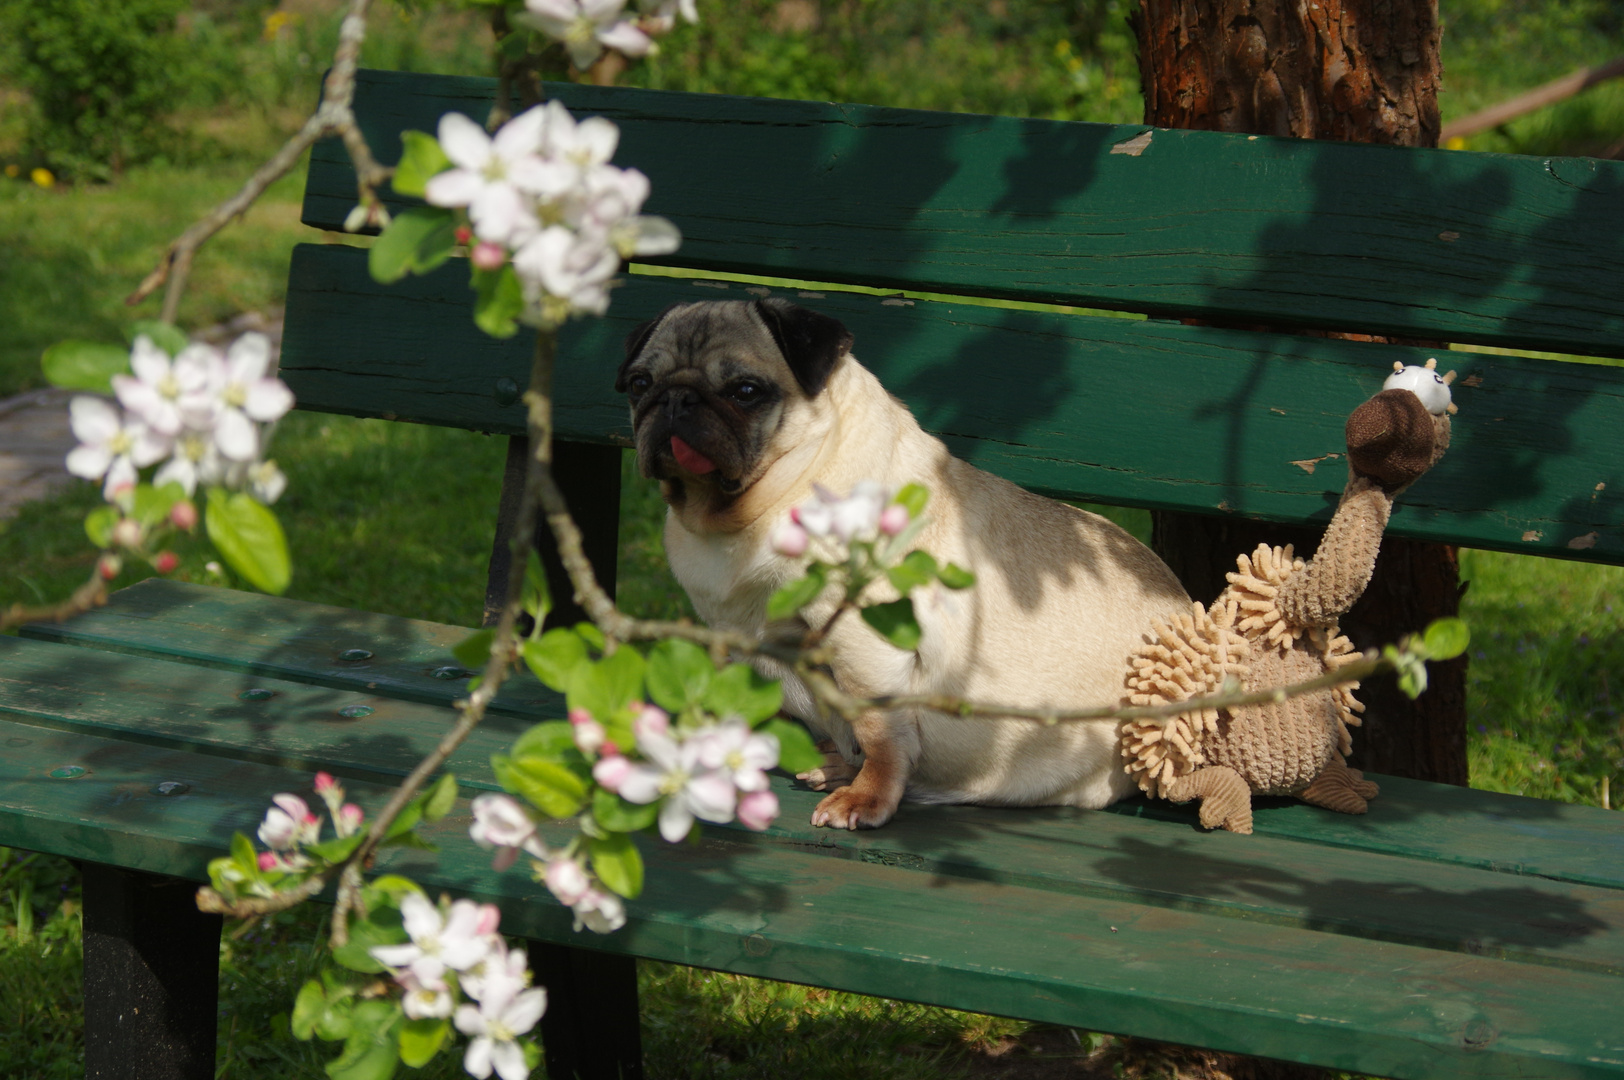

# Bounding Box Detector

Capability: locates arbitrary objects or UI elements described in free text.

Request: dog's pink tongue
[670,436,717,475]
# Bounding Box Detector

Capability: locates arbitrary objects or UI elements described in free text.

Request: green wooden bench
[6,67,1624,1080]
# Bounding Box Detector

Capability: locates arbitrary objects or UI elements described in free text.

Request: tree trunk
[1136,0,1466,787]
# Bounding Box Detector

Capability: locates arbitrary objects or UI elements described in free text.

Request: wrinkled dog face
[616,299,852,515]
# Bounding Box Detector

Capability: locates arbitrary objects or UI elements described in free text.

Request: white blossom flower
[455,986,547,1080]
[790,481,890,543]
[112,337,211,437]
[518,0,654,70]
[543,856,592,907]
[198,333,294,461]
[426,111,555,247]
[258,793,320,851]
[770,519,809,557]
[618,727,737,842]
[153,429,227,496]
[695,719,778,793]
[571,886,626,934]
[246,459,287,504]
[399,970,455,1020]
[636,0,698,32]
[370,893,494,987]
[469,793,548,872]
[461,939,532,1011]
[512,225,619,319]
[65,396,170,499]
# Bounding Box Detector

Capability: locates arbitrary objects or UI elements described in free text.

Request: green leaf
[131,482,185,527]
[523,628,587,691]
[126,320,189,357]
[398,1017,449,1068]
[423,773,458,821]
[766,563,827,621]
[314,995,356,1043]
[893,483,930,519]
[204,489,291,594]
[472,264,524,339]
[453,629,495,672]
[588,832,645,899]
[1422,617,1470,661]
[591,786,659,833]
[84,506,119,548]
[305,832,365,864]
[325,999,402,1080]
[493,754,588,819]
[292,979,326,1040]
[568,648,646,722]
[645,638,713,713]
[360,876,423,910]
[702,663,782,724]
[230,831,260,878]
[41,340,129,393]
[886,550,938,594]
[382,799,423,842]
[368,206,457,285]
[390,130,452,199]
[861,598,922,651]
[762,717,822,774]
[936,562,976,590]
[575,621,607,652]
[511,720,575,760]
[331,908,407,974]
[522,549,552,625]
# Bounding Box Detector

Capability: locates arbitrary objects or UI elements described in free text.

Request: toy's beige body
[1119,373,1456,834]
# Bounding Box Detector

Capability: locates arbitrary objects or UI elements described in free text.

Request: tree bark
[1136,0,1466,788]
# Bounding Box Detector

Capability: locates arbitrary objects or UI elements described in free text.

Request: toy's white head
[1383,358,1453,415]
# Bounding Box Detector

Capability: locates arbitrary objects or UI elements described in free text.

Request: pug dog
[617,298,1192,830]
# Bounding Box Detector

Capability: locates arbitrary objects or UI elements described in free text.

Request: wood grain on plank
[302,69,1624,358]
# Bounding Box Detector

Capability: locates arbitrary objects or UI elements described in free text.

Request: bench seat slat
[284,242,1624,565]
[16,588,1624,902]
[2,709,1622,1080]
[302,69,1624,359]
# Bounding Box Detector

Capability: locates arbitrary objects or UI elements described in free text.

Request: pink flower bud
[471,241,507,271]
[112,518,143,549]
[737,789,780,831]
[340,803,363,828]
[573,718,606,755]
[544,857,591,907]
[314,772,337,793]
[771,520,809,557]
[879,504,910,536]
[98,554,122,580]
[474,902,501,936]
[600,740,621,757]
[258,850,281,871]
[454,225,473,246]
[153,551,179,574]
[634,704,669,738]
[169,500,198,531]
[593,754,631,792]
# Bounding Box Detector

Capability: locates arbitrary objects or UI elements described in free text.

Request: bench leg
[531,944,643,1080]
[82,864,222,1080]
[486,437,622,630]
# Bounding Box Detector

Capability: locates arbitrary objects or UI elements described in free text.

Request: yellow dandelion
[30,167,55,188]
[1445,136,1468,151]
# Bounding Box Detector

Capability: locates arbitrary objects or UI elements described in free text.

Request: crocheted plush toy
[1119,360,1458,834]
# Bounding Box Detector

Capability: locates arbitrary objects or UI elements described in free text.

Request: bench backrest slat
[302,69,1624,360]
[282,242,1624,566]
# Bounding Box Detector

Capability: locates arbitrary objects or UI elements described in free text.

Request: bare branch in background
[126,0,392,323]
[0,568,106,634]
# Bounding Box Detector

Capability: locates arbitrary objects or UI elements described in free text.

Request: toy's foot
[1298,759,1379,814]
[811,784,898,830]
[796,740,856,791]
[1163,766,1253,835]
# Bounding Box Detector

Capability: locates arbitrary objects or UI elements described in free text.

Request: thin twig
[126,0,391,323]
[0,570,106,634]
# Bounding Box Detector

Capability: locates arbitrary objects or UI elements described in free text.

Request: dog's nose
[665,387,699,419]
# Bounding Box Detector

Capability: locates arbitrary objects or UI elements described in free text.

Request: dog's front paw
[811,786,898,830]
[796,741,856,791]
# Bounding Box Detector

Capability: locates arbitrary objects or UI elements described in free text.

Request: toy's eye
[628,374,652,395]
[730,381,763,402]
[1432,373,1445,384]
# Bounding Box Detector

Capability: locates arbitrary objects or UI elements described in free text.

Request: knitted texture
[1275,479,1392,628]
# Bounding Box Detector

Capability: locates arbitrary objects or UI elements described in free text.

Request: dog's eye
[730,381,762,402]
[628,374,652,396]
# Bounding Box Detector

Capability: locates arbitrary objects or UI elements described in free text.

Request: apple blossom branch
[0,569,106,635]
[126,0,391,324]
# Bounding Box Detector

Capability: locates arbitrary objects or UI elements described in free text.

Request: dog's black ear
[616,304,681,392]
[754,298,853,397]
